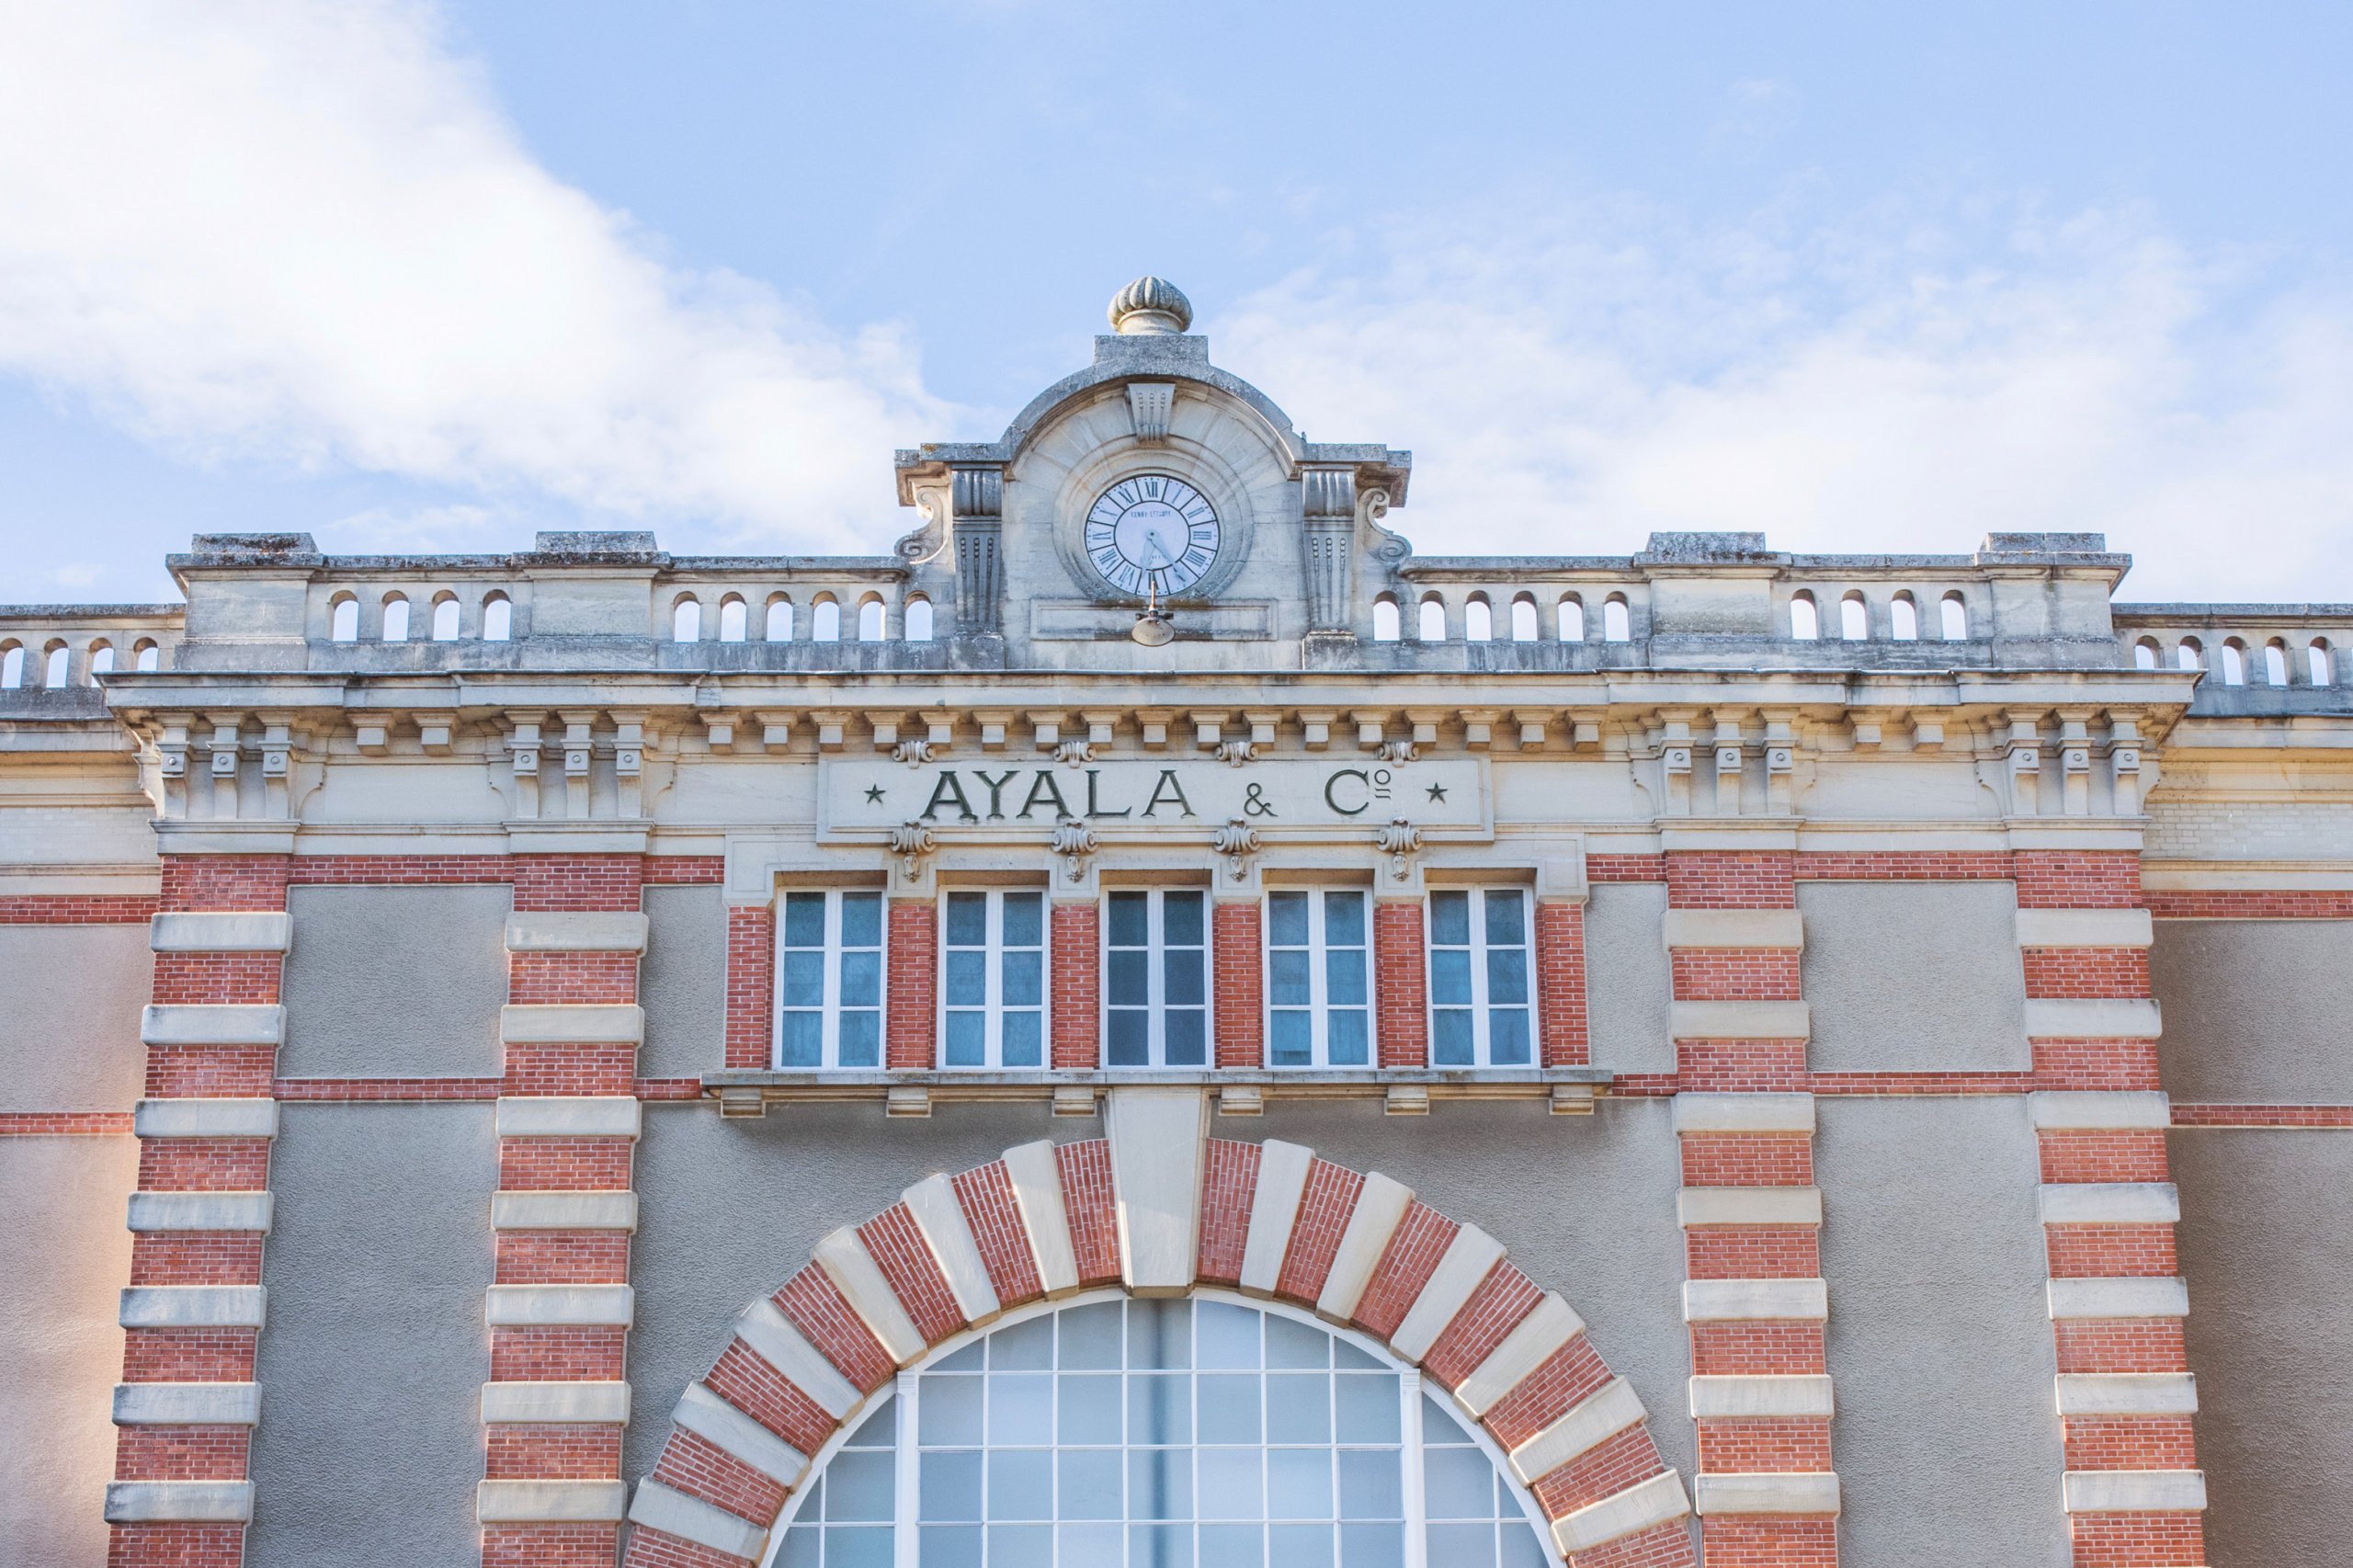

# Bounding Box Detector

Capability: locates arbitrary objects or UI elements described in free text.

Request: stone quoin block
[2037,1182,2180,1225]
[902,1172,1002,1326]
[105,1480,255,1523]
[112,1382,261,1426]
[1662,908,1806,949]
[2021,998,2163,1038]
[493,1095,643,1139]
[483,1283,636,1326]
[1677,1187,1824,1227]
[672,1381,813,1486]
[1668,999,1813,1040]
[1314,1171,1414,1324]
[813,1226,927,1363]
[1682,1278,1829,1322]
[489,1190,639,1231]
[1237,1138,1314,1297]
[132,1096,279,1138]
[503,910,650,952]
[119,1284,267,1328]
[1105,1086,1211,1292]
[2046,1277,2192,1319]
[2053,1372,2200,1415]
[479,1381,632,1424]
[1001,1139,1080,1296]
[497,1002,646,1043]
[1693,1471,1844,1515]
[2060,1469,2208,1513]
[2026,1091,2173,1130]
[474,1478,630,1522]
[126,1190,274,1233]
[140,1003,285,1046]
[1688,1374,1836,1418]
[2014,907,2155,949]
[1672,1092,1817,1135]
[150,910,291,952]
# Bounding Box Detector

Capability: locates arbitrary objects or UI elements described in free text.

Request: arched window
[1890,594,1918,642]
[430,595,461,641]
[1463,597,1493,642]
[2312,640,2335,687]
[2133,637,2159,670]
[133,639,160,673]
[1789,592,1819,641]
[0,643,20,688]
[1603,594,1631,642]
[857,596,887,642]
[381,595,410,642]
[718,596,748,643]
[2220,640,2246,686]
[904,597,934,642]
[1839,592,1868,642]
[1371,596,1401,642]
[1556,594,1585,642]
[329,595,359,643]
[1507,595,1538,642]
[813,596,841,642]
[1939,592,1969,641]
[43,642,70,688]
[2265,639,2290,687]
[1417,596,1447,642]
[767,597,795,642]
[672,597,702,643]
[482,594,512,642]
[2176,639,2202,672]
[771,1293,1554,1567]
[86,642,114,682]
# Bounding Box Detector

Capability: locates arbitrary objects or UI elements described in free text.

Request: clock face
[1083,475,1221,597]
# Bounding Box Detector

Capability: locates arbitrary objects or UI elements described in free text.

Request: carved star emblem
[863,785,886,804]
[1426,782,1448,802]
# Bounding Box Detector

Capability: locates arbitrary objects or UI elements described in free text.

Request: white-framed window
[1266,889,1372,1069]
[1427,887,1533,1067]
[775,889,884,1069]
[942,889,1047,1069]
[1105,889,1208,1068]
[774,1292,1554,1568]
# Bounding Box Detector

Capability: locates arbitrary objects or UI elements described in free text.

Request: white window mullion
[1466,892,1494,1065]
[822,892,844,1068]
[1307,892,1332,1066]
[892,1372,919,1568]
[1401,1369,1429,1568]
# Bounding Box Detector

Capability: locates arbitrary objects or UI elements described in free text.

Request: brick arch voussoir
[622,1131,1695,1568]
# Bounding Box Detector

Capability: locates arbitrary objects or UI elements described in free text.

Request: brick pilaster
[1049,900,1098,1069]
[483,854,647,1564]
[108,855,290,1566]
[2017,850,2207,1565]
[722,905,774,1071]
[1667,849,1839,1562]
[1534,898,1589,1066]
[1212,900,1263,1068]
[1371,898,1428,1068]
[884,898,936,1071]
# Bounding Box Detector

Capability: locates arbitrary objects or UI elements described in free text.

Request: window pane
[1432,1009,1474,1067]
[1163,1009,1206,1066]
[1002,949,1041,1006]
[1269,949,1312,1005]
[780,950,825,1008]
[1000,1011,1041,1067]
[840,892,881,948]
[919,1451,983,1522]
[993,1316,1052,1369]
[1198,1449,1265,1516]
[1059,1302,1122,1367]
[1267,1449,1333,1519]
[944,949,987,1006]
[831,1527,893,1568]
[945,892,986,945]
[1486,948,1529,1006]
[1334,1374,1400,1442]
[1108,891,1149,946]
[1128,1373,1192,1443]
[839,950,881,1006]
[1488,1010,1531,1066]
[1197,1302,1261,1368]
[1430,949,1472,1006]
[987,1449,1053,1518]
[1108,950,1150,1004]
[1266,1373,1332,1443]
[1002,892,1043,947]
[1270,891,1310,946]
[782,895,826,948]
[918,1525,981,1565]
[1327,1010,1369,1066]
[1270,1523,1335,1568]
[1199,1372,1263,1443]
[1483,889,1526,946]
[923,1375,983,1444]
[1425,1447,1494,1518]
[1325,948,1367,1006]
[1164,949,1204,1006]
[1058,1372,1121,1443]
[1267,1316,1328,1368]
[942,1012,984,1067]
[1128,1448,1192,1517]
[778,1012,822,1067]
[1058,1449,1121,1518]
[1130,1301,1191,1367]
[1269,1010,1313,1067]
[1340,1521,1405,1568]
[988,1523,1051,1567]
[1430,890,1470,945]
[1324,891,1366,946]
[1107,1010,1150,1066]
[837,1011,880,1068]
[1162,892,1204,946]
[828,1449,895,1519]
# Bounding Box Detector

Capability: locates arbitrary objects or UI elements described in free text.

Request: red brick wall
[1533,900,1589,1066]
[1371,899,1427,1069]
[1049,902,1098,1070]
[1211,900,1263,1068]
[884,899,936,1071]
[723,905,774,1070]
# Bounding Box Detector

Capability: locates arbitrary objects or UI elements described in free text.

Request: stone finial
[1108,276,1193,335]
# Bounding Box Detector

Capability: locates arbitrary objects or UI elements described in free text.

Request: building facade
[3,278,2349,1568]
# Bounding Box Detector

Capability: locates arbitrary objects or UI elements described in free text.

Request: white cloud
[1212,202,2353,602]
[0,0,954,551]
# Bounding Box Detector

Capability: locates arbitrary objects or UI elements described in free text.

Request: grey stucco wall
[1802,881,2028,1072]
[641,885,726,1080]
[0,1135,137,1567]
[247,1103,492,1568]
[1817,1096,2067,1567]
[281,885,509,1076]
[2151,921,2353,1102]
[1586,884,1672,1073]
[0,926,153,1111]
[2173,1127,2353,1565]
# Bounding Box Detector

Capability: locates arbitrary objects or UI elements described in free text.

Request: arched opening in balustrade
[767,597,796,642]
[381,594,411,642]
[1890,593,1918,642]
[42,641,70,688]
[1602,595,1631,643]
[2219,639,2247,686]
[483,593,513,642]
[2265,639,2290,687]
[1555,595,1584,642]
[673,597,704,643]
[1788,592,1819,642]
[719,596,749,643]
[0,642,21,688]
[1417,596,1447,642]
[329,593,360,643]
[2312,640,2336,687]
[2133,637,2159,670]
[857,595,887,642]
[1939,592,1969,641]
[1508,594,1539,642]
[813,596,842,642]
[1371,596,1401,642]
[1838,591,1869,642]
[430,593,461,642]
[132,639,161,673]
[904,597,934,642]
[85,641,114,682]
[2176,638,2202,672]
[1463,596,1494,642]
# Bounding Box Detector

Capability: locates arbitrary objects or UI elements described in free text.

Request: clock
[1083,475,1221,598]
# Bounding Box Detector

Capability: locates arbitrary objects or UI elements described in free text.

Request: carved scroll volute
[1301,466,1358,633]
[951,466,1006,637]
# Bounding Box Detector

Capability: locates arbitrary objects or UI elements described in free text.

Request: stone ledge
[1677,1187,1823,1227]
[1688,1375,1836,1419]
[475,1479,629,1524]
[1552,1470,1691,1555]
[141,1004,284,1048]
[113,1382,260,1426]
[1669,1001,1812,1041]
[150,911,290,953]
[132,1098,278,1139]
[2039,1183,2180,1225]
[2047,1277,2190,1320]
[2027,1092,2173,1131]
[2055,1373,2199,1415]
[1672,1093,1816,1135]
[1682,1278,1828,1322]
[675,1383,811,1486]
[105,1481,253,1524]
[494,1096,643,1140]
[127,1190,274,1233]
[505,911,650,953]
[2062,1469,2207,1513]
[1507,1378,1646,1486]
[484,1284,636,1327]
[490,1190,639,1231]
[1692,1471,1843,1516]
[120,1286,267,1329]
[2022,998,2163,1040]
[2015,908,2154,949]
[480,1381,632,1425]
[1661,909,1805,951]
[499,1004,646,1045]
[1456,1293,1585,1419]
[627,1478,769,1560]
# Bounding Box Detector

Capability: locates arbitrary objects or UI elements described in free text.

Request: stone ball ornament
[1108,275,1193,335]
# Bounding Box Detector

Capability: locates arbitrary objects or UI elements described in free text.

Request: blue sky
[1,1,2348,602]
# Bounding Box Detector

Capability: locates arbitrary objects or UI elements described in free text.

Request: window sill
[700,1066,1611,1119]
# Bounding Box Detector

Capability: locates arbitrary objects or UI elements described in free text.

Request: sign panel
[818,756,1488,835]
